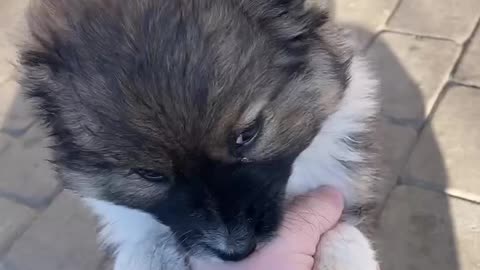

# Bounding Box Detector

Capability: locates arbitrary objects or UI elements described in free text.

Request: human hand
[192,187,344,270]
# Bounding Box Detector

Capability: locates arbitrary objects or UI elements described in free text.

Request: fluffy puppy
[20,0,382,269]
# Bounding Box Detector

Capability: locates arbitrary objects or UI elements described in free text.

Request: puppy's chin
[189,252,248,270]
[189,254,224,264]
[189,257,223,270]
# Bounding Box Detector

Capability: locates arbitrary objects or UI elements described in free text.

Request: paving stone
[331,0,399,49]
[0,123,60,208]
[0,80,35,136]
[379,118,417,189]
[0,0,29,84]
[0,261,9,270]
[454,26,480,87]
[0,42,15,85]
[402,85,480,197]
[388,0,480,43]
[0,198,36,255]
[368,32,460,127]
[3,191,103,270]
[0,134,12,154]
[376,186,480,270]
[0,1,29,31]
[0,1,31,130]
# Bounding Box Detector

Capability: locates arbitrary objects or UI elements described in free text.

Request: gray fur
[19,0,380,267]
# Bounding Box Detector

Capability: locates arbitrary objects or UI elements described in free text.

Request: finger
[275,187,344,255]
[191,187,344,270]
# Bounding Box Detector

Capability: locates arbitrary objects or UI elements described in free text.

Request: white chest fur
[287,56,379,207]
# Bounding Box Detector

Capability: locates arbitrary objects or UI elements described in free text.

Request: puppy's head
[21,0,350,261]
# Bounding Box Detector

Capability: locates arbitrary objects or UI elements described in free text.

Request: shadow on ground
[342,25,459,270]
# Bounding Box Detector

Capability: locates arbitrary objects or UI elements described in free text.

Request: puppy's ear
[20,0,70,71]
[239,0,330,43]
[239,0,330,26]
[22,0,108,76]
[18,0,72,127]
[20,0,100,127]
[27,0,70,34]
[238,0,330,72]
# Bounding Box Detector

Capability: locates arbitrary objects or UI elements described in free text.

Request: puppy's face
[21,0,349,261]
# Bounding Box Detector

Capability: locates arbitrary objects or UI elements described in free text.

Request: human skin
[192,187,344,270]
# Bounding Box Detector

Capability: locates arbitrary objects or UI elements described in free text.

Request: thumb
[275,187,344,255]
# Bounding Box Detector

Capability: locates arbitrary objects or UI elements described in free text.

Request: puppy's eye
[131,168,166,183]
[235,122,259,148]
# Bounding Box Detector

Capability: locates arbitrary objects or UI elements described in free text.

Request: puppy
[20,0,382,269]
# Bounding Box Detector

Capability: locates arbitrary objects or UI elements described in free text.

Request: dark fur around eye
[131,168,166,183]
[234,119,262,148]
[235,125,258,147]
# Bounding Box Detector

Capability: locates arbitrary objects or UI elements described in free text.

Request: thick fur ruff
[20,0,382,269]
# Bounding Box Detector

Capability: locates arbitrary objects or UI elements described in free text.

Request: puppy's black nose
[207,240,257,262]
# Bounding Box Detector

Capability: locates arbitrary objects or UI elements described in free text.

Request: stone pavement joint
[2,192,104,270]
[387,0,480,43]
[0,188,62,210]
[0,197,37,256]
[453,19,480,87]
[376,185,480,270]
[382,114,423,131]
[368,31,460,126]
[382,28,466,45]
[450,81,480,91]
[0,123,37,138]
[402,85,480,196]
[0,122,62,210]
[399,177,480,205]
[333,0,400,50]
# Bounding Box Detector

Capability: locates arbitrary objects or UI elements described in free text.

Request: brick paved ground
[1,0,479,269]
